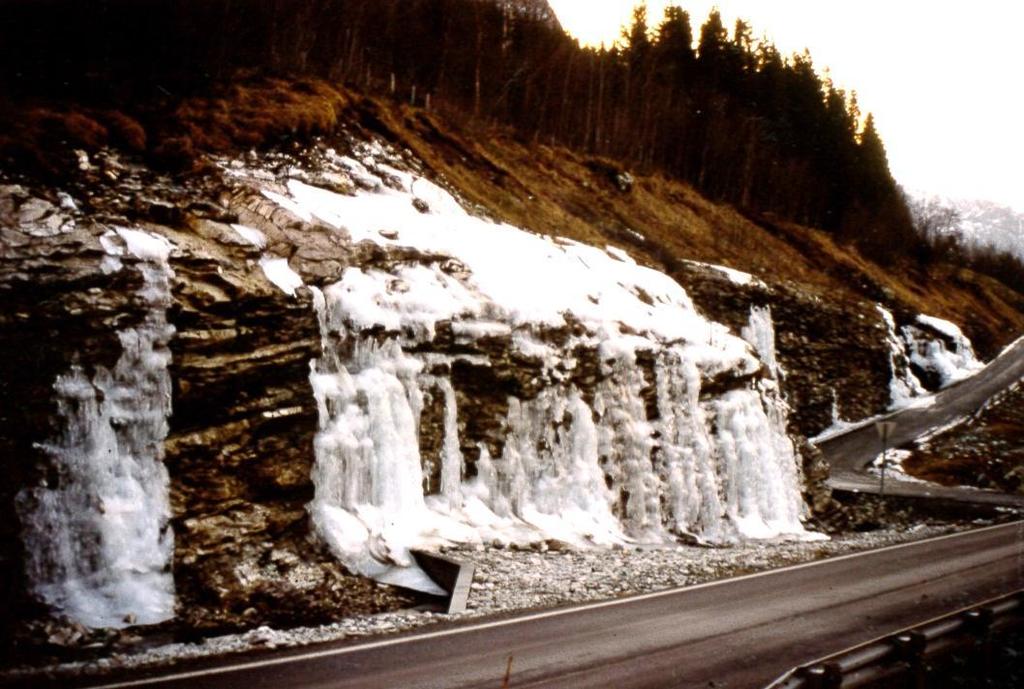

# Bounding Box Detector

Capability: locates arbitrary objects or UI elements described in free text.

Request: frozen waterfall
[878,304,929,408]
[16,230,176,629]
[308,315,812,593]
[249,139,817,593]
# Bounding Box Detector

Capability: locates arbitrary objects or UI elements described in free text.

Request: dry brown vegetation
[166,78,349,152]
[347,95,1024,357]
[0,77,350,175]
[904,385,1024,493]
[6,0,1023,301]
[2,73,1023,356]
[1,0,910,248]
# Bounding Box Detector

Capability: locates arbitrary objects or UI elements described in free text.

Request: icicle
[310,336,426,514]
[16,244,176,629]
[877,305,928,407]
[496,388,623,546]
[308,328,452,594]
[652,344,808,542]
[742,305,783,379]
[592,352,661,540]
[711,386,805,539]
[420,375,464,506]
[652,347,724,539]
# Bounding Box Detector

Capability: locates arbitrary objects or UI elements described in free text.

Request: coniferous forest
[0,0,968,265]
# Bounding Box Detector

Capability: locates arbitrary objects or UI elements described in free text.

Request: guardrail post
[802,662,842,689]
[891,631,926,689]
[411,550,476,613]
[962,608,994,678]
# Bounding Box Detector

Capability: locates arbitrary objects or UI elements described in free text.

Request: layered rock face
[15,227,177,630]
[670,263,982,440]
[1,156,417,640]
[0,135,836,638]
[671,264,895,438]
[1,186,153,638]
[254,141,811,592]
[1,133,993,640]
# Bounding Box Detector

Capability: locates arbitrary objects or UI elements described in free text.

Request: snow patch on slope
[252,140,817,591]
[904,315,983,387]
[683,260,765,288]
[259,257,304,297]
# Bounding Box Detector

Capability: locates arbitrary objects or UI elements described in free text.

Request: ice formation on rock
[877,305,930,408]
[16,230,176,628]
[878,305,985,408]
[742,305,783,379]
[257,140,815,592]
[903,315,983,387]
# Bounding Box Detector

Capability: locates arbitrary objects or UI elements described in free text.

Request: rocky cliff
[0,124,1001,651]
[0,151,420,645]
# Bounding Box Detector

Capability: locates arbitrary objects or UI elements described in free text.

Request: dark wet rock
[0,152,417,653]
[670,262,894,439]
[0,137,914,658]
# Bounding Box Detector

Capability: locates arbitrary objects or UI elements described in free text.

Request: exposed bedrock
[672,264,899,437]
[1,137,974,642]
[1,174,417,643]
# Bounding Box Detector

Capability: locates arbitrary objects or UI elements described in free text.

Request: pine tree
[696,8,729,89]
[624,3,651,58]
[697,9,729,60]
[858,113,893,186]
[655,5,695,80]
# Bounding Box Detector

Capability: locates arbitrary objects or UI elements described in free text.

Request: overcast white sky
[547,1,1024,210]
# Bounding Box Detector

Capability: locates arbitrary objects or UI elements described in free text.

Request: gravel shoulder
[1,523,969,684]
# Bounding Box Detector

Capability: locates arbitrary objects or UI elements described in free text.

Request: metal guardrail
[765,590,1024,689]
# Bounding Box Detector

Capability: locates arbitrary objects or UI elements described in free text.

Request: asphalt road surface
[41,522,1023,689]
[819,336,1024,507]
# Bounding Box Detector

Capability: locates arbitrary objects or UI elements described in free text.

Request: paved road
[34,522,1023,689]
[819,336,1024,508]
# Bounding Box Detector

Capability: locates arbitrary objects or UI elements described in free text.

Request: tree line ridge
[0,0,1020,287]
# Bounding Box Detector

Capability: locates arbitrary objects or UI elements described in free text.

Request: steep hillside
[6,77,1022,428]
[381,104,1024,350]
[0,0,917,257]
[904,380,1024,493]
[335,90,1024,401]
[2,77,1023,664]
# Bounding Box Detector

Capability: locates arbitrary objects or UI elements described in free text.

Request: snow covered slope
[912,193,1024,261]
[228,140,816,592]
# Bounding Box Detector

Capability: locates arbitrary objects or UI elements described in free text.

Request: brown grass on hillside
[904,385,1024,493]
[357,99,1024,356]
[168,78,348,153]
[0,77,349,175]
[2,74,1022,354]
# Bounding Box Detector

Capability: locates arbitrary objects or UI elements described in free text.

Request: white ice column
[309,335,427,514]
[422,375,464,506]
[710,387,800,537]
[308,326,452,593]
[652,348,726,539]
[742,305,782,378]
[494,388,624,545]
[16,256,176,629]
[592,354,662,539]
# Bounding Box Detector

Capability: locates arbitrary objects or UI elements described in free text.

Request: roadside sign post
[875,421,897,497]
